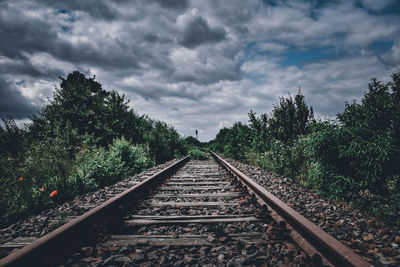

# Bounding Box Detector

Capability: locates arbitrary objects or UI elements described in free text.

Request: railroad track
[0,152,369,266]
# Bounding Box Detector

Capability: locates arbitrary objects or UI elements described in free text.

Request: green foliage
[69,138,153,194]
[0,118,25,159]
[184,136,202,147]
[0,137,152,226]
[248,111,269,153]
[212,122,253,161]
[212,90,314,164]
[335,74,400,195]
[212,72,400,224]
[145,121,186,164]
[366,194,400,225]
[303,73,400,198]
[0,71,185,226]
[188,147,209,160]
[268,89,314,144]
[0,136,73,224]
[26,71,185,162]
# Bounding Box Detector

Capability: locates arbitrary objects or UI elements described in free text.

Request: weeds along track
[0,154,369,266]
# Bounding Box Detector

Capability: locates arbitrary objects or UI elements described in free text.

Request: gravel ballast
[0,158,181,258]
[225,158,400,266]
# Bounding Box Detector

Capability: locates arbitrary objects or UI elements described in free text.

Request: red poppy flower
[50,190,58,197]
[19,177,24,181]
[40,187,44,191]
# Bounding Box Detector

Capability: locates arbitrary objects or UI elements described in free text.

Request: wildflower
[19,177,24,181]
[50,190,58,197]
[40,187,44,191]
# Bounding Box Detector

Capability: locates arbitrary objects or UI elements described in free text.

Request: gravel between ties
[64,160,311,266]
[2,156,399,266]
[225,158,400,266]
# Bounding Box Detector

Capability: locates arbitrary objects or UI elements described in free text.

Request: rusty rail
[210,151,370,267]
[0,156,189,267]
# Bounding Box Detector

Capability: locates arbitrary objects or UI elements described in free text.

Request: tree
[27,71,152,154]
[27,71,109,153]
[268,89,314,144]
[145,120,186,163]
[333,73,400,194]
[212,122,253,161]
[0,117,25,158]
[248,110,269,153]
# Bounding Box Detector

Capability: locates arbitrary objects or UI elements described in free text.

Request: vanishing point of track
[0,152,369,266]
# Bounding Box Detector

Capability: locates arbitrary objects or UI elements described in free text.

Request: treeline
[210,72,400,224]
[0,71,186,226]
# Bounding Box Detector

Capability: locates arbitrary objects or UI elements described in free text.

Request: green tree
[333,73,400,194]
[0,70,187,226]
[248,110,269,153]
[0,118,26,158]
[213,122,253,161]
[27,71,109,155]
[268,89,314,144]
[145,120,186,164]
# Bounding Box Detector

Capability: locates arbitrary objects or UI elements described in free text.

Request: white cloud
[1,0,399,140]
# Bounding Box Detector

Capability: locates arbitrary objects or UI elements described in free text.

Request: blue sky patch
[281,48,336,67]
[357,0,400,15]
[369,40,393,54]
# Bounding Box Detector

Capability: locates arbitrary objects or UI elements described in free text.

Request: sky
[0,0,399,141]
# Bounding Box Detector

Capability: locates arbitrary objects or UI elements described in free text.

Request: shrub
[189,148,209,160]
[211,72,400,225]
[70,138,153,193]
[0,71,186,226]
[145,121,186,164]
[250,138,303,180]
[0,137,73,225]
[110,138,154,175]
[0,137,153,227]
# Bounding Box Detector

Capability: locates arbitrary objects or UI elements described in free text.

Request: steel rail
[0,156,189,267]
[210,151,370,267]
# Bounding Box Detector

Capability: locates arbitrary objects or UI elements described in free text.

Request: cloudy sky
[1,0,399,141]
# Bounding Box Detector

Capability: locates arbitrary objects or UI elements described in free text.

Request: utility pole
[195,130,198,140]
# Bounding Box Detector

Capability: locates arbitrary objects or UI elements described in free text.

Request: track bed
[64,160,309,266]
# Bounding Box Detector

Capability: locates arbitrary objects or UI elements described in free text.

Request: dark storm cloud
[0,77,39,119]
[0,59,43,78]
[154,0,189,9]
[0,4,57,60]
[1,0,399,140]
[0,54,72,80]
[0,3,143,71]
[30,0,123,20]
[179,17,227,48]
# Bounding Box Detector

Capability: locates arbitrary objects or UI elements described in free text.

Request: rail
[210,151,370,267]
[0,156,189,267]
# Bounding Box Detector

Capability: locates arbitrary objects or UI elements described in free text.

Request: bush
[210,72,400,225]
[145,121,186,164]
[0,137,153,227]
[70,138,153,193]
[249,137,308,181]
[251,139,290,176]
[189,148,209,160]
[0,137,73,225]
[366,194,400,225]
[0,71,186,226]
